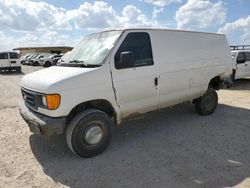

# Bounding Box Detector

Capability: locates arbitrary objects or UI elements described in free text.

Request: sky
[0,0,249,51]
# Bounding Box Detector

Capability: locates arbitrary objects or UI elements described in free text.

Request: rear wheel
[33,61,39,66]
[66,109,113,158]
[194,88,218,115]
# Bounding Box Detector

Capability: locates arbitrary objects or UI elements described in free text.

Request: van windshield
[61,31,122,66]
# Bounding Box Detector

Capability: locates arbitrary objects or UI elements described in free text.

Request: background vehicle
[0,51,21,72]
[230,45,250,81]
[57,52,71,65]
[21,54,32,64]
[40,54,63,67]
[20,29,232,158]
[24,54,39,65]
[30,53,51,66]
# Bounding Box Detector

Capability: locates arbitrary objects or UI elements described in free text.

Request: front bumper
[19,101,66,136]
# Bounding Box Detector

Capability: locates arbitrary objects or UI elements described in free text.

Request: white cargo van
[19,29,232,157]
[0,51,21,72]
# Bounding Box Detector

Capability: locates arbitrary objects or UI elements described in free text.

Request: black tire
[44,61,51,67]
[16,67,22,73]
[33,61,39,66]
[195,88,218,115]
[66,109,113,158]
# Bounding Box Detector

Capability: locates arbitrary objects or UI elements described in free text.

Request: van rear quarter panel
[148,30,232,108]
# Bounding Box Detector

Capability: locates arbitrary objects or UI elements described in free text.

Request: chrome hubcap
[84,125,103,145]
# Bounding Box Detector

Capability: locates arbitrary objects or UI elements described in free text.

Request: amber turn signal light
[46,94,61,110]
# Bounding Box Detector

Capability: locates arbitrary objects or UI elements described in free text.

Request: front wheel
[44,61,51,67]
[33,61,39,66]
[194,88,218,115]
[66,109,113,158]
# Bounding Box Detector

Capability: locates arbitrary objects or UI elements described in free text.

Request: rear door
[0,52,10,68]
[9,52,20,67]
[110,31,159,119]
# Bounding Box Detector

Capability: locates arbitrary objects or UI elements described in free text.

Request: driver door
[110,31,159,119]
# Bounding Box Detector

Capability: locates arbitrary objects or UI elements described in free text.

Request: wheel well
[65,100,116,125]
[209,76,223,90]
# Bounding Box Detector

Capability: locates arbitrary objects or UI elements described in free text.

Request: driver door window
[115,32,153,69]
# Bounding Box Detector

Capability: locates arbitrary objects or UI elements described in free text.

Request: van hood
[21,66,97,92]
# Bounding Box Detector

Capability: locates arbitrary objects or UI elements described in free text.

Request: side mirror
[116,51,135,69]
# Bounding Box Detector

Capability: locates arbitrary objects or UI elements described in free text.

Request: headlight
[41,96,47,106]
[39,94,61,110]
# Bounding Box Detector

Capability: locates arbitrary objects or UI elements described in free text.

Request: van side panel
[149,30,231,109]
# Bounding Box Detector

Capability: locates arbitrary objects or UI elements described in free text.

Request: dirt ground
[0,65,250,188]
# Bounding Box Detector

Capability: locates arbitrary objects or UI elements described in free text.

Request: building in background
[13,46,73,55]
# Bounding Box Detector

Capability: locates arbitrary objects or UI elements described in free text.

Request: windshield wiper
[60,60,101,68]
[69,60,85,64]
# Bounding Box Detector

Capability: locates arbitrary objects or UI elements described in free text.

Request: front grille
[21,89,37,110]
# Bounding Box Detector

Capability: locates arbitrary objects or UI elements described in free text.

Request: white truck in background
[230,45,250,81]
[0,51,21,72]
[19,29,232,158]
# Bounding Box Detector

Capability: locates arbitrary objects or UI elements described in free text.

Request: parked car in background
[57,52,71,65]
[40,54,63,67]
[20,29,232,158]
[24,54,39,65]
[53,54,64,65]
[30,53,51,66]
[0,51,21,72]
[20,53,34,65]
[21,54,32,64]
[230,45,250,81]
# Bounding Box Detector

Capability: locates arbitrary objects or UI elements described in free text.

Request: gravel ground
[0,65,250,188]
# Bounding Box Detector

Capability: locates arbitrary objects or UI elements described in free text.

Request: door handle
[245,64,248,66]
[154,77,158,86]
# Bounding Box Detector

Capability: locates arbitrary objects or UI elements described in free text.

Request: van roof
[95,28,225,36]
